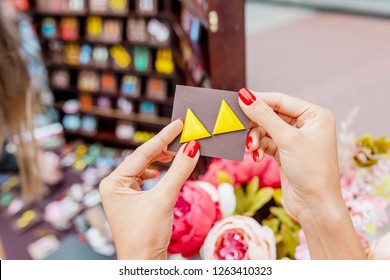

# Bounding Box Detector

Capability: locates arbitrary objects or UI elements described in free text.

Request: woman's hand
[99,119,200,259]
[238,88,365,259]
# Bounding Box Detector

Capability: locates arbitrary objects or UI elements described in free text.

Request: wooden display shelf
[40,36,171,49]
[81,106,171,126]
[31,9,174,20]
[46,62,176,79]
[52,86,174,105]
[181,0,209,29]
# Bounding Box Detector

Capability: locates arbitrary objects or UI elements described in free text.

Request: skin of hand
[238,88,366,259]
[99,119,199,259]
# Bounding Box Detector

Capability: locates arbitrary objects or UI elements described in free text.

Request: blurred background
[1,0,390,260]
[246,0,390,137]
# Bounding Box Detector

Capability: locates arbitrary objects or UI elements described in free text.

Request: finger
[153,153,174,163]
[256,92,317,118]
[259,136,278,158]
[140,169,161,180]
[246,127,261,152]
[151,140,200,205]
[238,88,294,146]
[114,119,183,177]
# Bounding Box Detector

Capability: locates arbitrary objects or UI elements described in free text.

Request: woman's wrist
[297,196,366,259]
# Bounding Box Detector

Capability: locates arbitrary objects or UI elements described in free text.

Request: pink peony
[201,216,276,260]
[294,230,311,260]
[369,231,390,260]
[168,181,221,258]
[199,152,280,188]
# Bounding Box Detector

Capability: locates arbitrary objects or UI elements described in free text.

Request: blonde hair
[0,8,43,199]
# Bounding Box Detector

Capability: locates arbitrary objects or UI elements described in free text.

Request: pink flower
[369,231,390,259]
[199,152,280,188]
[168,181,221,258]
[201,216,276,260]
[294,230,311,260]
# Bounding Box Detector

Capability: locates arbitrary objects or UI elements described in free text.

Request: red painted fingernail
[238,88,256,106]
[176,117,183,121]
[183,140,199,158]
[246,136,253,150]
[253,150,259,162]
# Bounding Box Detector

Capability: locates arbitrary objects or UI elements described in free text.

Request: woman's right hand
[238,88,365,259]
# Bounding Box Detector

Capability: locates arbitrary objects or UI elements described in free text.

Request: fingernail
[176,117,183,122]
[238,88,256,106]
[183,140,199,158]
[246,136,253,150]
[253,150,259,162]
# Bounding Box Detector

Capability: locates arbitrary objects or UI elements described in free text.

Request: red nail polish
[176,117,183,122]
[183,140,199,158]
[253,150,259,162]
[238,88,256,106]
[246,136,253,150]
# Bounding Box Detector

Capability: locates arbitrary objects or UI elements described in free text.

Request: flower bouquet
[168,111,390,260]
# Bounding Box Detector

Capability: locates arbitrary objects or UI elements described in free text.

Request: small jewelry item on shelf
[100,73,117,93]
[133,46,150,72]
[117,97,134,114]
[127,18,148,43]
[192,63,205,84]
[135,0,158,16]
[189,18,201,42]
[48,41,64,64]
[147,19,170,45]
[133,131,156,143]
[155,48,174,75]
[27,235,60,260]
[109,45,131,69]
[146,78,167,101]
[115,121,135,140]
[80,94,93,110]
[68,0,86,12]
[96,96,112,109]
[78,70,100,92]
[62,99,81,114]
[102,19,122,43]
[139,101,157,115]
[121,75,140,97]
[63,43,80,65]
[11,209,42,234]
[108,0,128,14]
[87,16,103,40]
[89,0,108,13]
[59,17,79,41]
[79,44,92,65]
[42,17,56,38]
[181,8,193,34]
[44,198,82,230]
[50,69,70,88]
[81,115,98,135]
[63,114,81,131]
[92,45,109,67]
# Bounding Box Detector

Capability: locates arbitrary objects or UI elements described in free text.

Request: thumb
[151,140,200,206]
[238,88,293,147]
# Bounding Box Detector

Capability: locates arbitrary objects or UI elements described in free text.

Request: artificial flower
[201,215,276,260]
[199,152,280,188]
[168,181,221,258]
[368,231,390,259]
[217,183,236,218]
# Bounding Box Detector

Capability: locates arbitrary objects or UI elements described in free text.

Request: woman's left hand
[99,119,200,259]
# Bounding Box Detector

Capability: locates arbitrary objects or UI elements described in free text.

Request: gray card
[169,85,249,161]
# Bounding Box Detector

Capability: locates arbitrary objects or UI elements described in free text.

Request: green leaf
[234,187,247,214]
[280,224,300,258]
[217,171,233,185]
[270,207,299,231]
[273,189,283,206]
[248,187,274,211]
[262,218,280,235]
[246,176,260,197]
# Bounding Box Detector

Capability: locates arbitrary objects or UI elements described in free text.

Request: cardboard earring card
[169,86,249,161]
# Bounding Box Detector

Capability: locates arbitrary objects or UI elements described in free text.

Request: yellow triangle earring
[213,100,245,135]
[180,108,211,143]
